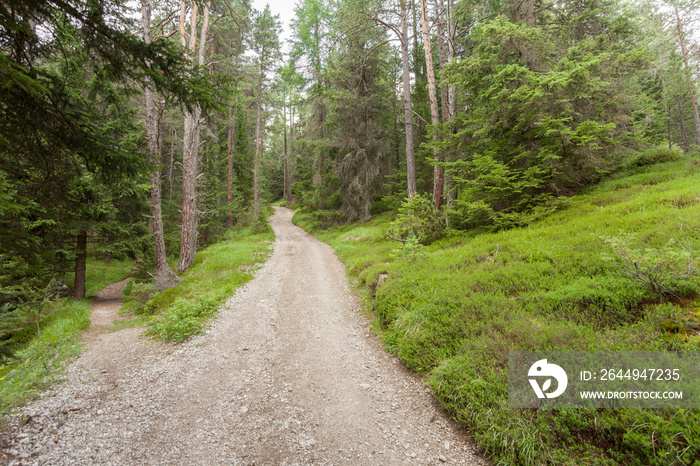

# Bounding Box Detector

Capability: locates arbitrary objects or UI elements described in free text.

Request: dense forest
[2,0,700,462]
[2,0,699,312]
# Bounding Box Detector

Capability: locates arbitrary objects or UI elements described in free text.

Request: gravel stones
[0,208,487,466]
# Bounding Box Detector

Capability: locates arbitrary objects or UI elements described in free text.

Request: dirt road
[1,207,486,465]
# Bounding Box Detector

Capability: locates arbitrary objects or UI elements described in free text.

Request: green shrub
[295,151,700,465]
[121,281,156,315]
[145,296,218,342]
[627,147,682,168]
[387,194,445,245]
[602,233,700,299]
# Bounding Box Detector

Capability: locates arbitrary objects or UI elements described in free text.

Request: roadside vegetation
[0,217,273,423]
[294,153,700,465]
[0,259,132,421]
[123,222,274,343]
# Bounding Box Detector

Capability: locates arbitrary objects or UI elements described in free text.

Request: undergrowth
[132,223,274,342]
[0,299,91,421]
[294,154,700,465]
[0,257,134,422]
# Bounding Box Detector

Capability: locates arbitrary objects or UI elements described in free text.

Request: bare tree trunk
[436,0,448,208]
[141,0,179,291]
[253,77,263,220]
[676,7,700,153]
[401,0,416,198]
[662,77,672,149]
[523,0,535,27]
[419,0,443,208]
[679,93,690,152]
[227,107,236,228]
[178,0,210,273]
[412,0,421,78]
[446,0,457,208]
[73,230,87,300]
[288,107,294,203]
[284,99,289,203]
[168,127,175,201]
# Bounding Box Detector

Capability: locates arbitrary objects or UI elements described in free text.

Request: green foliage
[390,234,426,262]
[602,233,699,299]
[0,300,90,420]
[140,225,274,342]
[443,7,651,230]
[145,297,218,342]
[121,281,157,316]
[627,146,682,168]
[297,153,700,464]
[388,194,445,244]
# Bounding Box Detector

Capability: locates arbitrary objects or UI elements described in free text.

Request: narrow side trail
[1,207,486,465]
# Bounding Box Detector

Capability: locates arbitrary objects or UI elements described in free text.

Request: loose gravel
[1,207,487,465]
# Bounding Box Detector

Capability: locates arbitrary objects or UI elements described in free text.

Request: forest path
[1,207,486,466]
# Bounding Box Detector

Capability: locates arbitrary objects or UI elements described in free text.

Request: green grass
[1,221,275,422]
[0,258,134,423]
[141,223,274,342]
[0,300,90,420]
[64,258,134,298]
[294,155,700,465]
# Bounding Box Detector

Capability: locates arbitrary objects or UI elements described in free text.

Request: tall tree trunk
[284,99,289,203]
[288,107,294,203]
[436,0,448,207]
[168,127,175,201]
[662,77,672,149]
[419,0,443,208]
[412,0,421,78]
[676,7,700,153]
[141,0,179,290]
[445,0,457,208]
[227,107,236,227]
[401,0,417,198]
[678,94,690,152]
[253,76,263,220]
[523,0,535,27]
[178,0,210,273]
[73,230,87,300]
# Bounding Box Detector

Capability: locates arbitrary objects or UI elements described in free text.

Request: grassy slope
[294,156,700,465]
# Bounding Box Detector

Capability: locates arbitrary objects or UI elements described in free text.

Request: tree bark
[284,99,289,203]
[419,0,443,208]
[168,127,175,201]
[253,72,263,220]
[288,107,294,203]
[141,0,180,291]
[178,0,210,273]
[445,0,457,208]
[676,7,700,153]
[227,107,236,228]
[523,0,535,27]
[73,230,87,300]
[679,93,690,152]
[436,0,448,207]
[401,0,417,198]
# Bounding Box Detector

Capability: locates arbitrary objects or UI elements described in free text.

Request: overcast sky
[251,0,297,50]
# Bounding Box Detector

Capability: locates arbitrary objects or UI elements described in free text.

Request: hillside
[294,153,700,464]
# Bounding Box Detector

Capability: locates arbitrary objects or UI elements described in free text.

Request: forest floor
[0,207,486,466]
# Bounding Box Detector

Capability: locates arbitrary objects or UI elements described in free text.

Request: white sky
[251,0,298,50]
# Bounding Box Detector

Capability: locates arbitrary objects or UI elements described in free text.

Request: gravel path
[1,207,487,465]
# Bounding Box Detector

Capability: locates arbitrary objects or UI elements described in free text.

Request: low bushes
[298,154,700,464]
